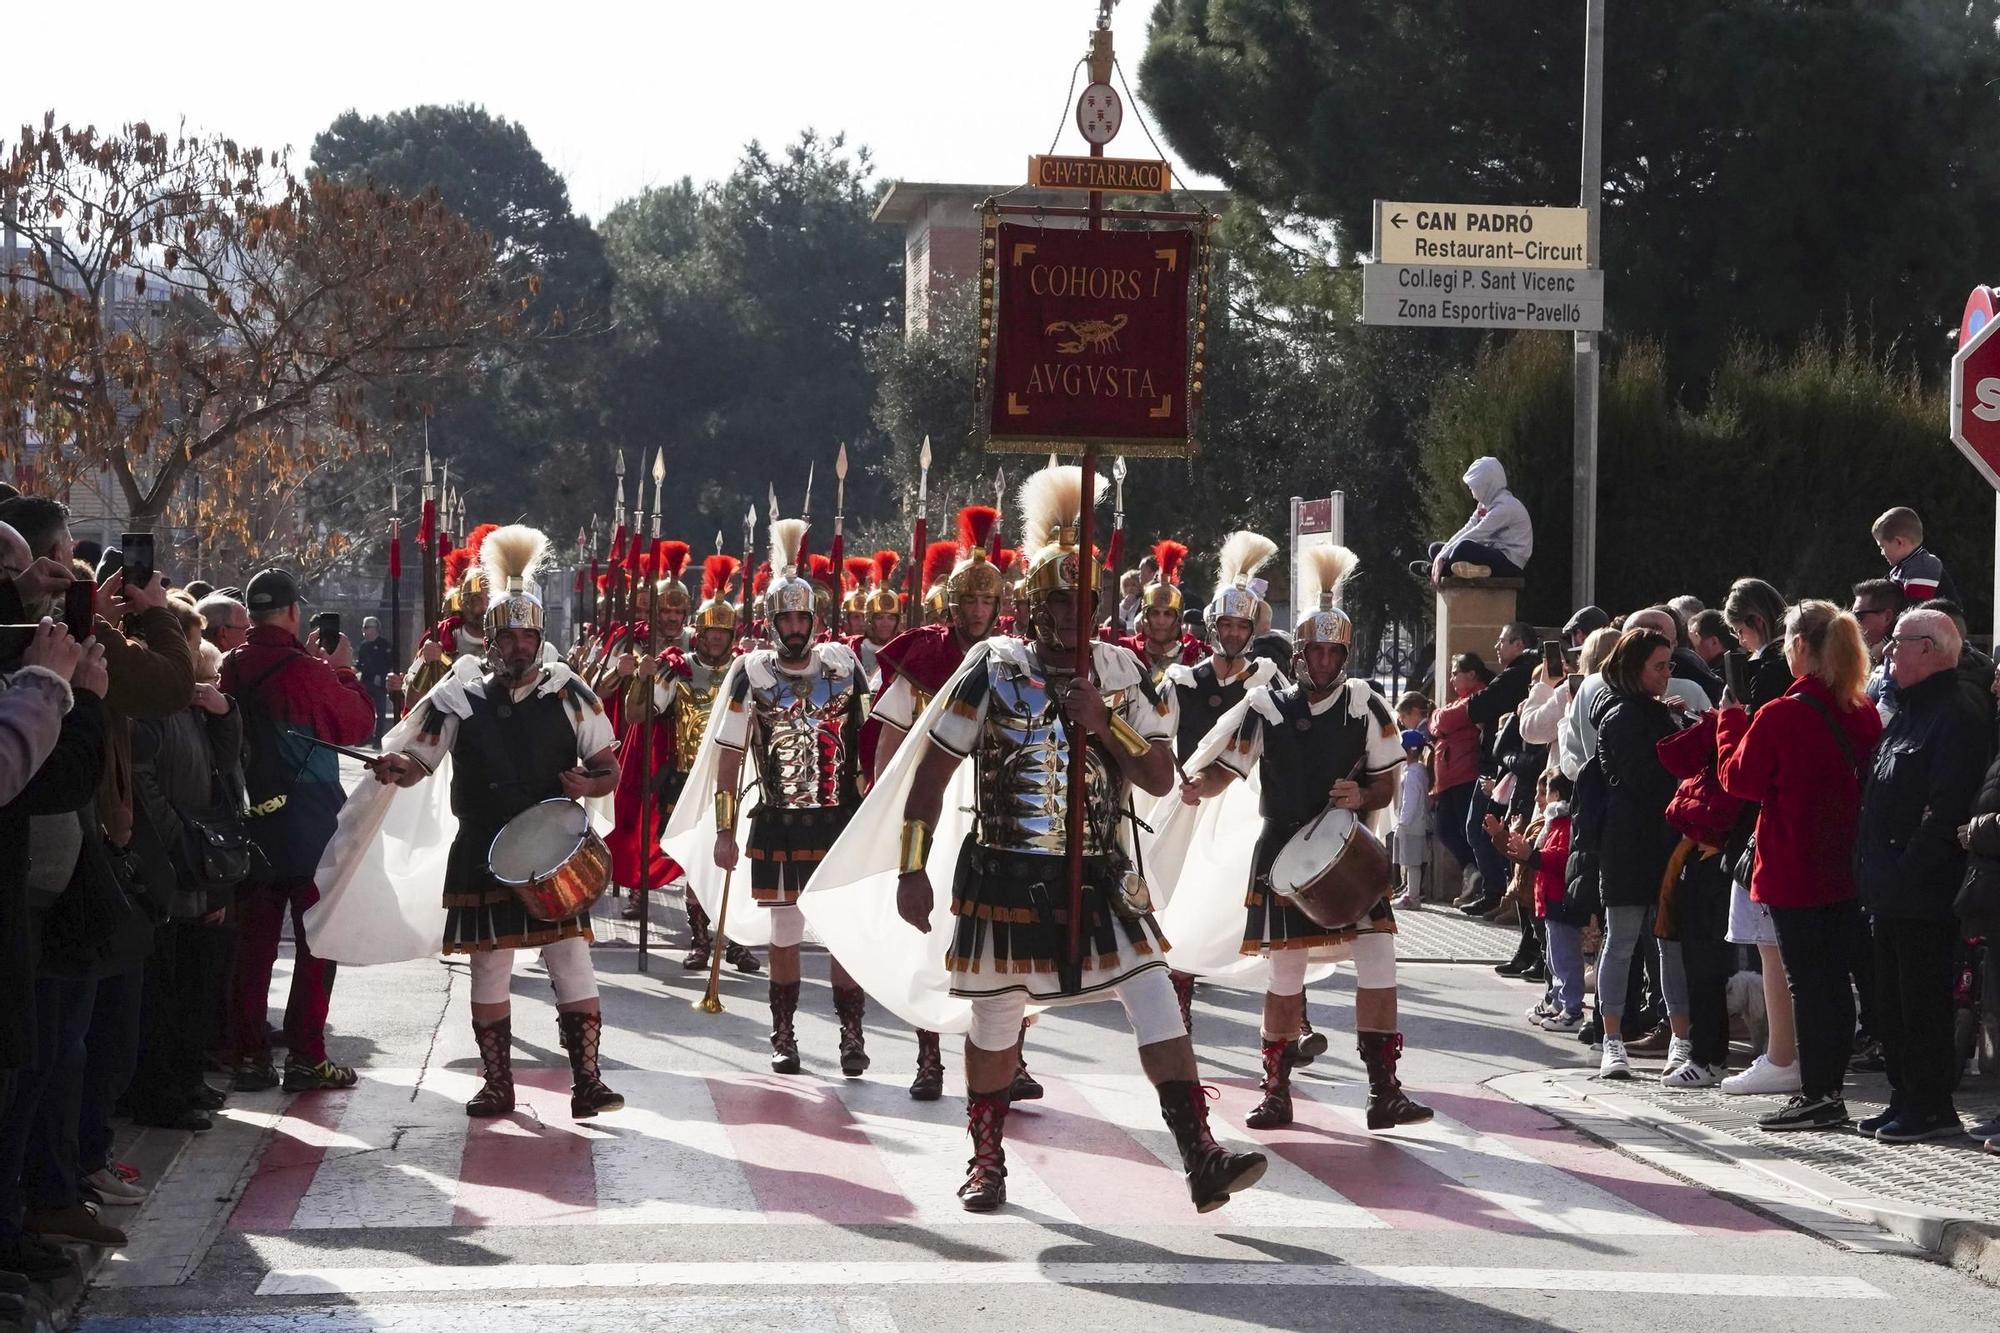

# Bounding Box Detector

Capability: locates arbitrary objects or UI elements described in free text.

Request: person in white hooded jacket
[1415,457,1534,582]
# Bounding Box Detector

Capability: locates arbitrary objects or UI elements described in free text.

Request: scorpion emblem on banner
[1045,314,1128,355]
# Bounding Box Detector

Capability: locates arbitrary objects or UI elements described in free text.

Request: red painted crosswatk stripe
[1422,1085,1774,1234]
[452,1067,598,1227]
[706,1074,914,1223]
[1002,1075,1199,1223]
[1207,1079,1534,1232]
[228,1091,354,1231]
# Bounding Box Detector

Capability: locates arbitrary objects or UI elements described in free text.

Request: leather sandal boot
[1359,1031,1433,1130]
[958,1088,1011,1212]
[682,891,713,970]
[769,980,802,1074]
[910,1030,945,1101]
[1171,970,1197,1039]
[1158,1079,1267,1212]
[834,986,870,1077]
[1245,1039,1296,1129]
[465,1017,515,1117]
[558,1011,624,1119]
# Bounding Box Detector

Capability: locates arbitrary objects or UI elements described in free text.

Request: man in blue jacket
[1854,608,1991,1142]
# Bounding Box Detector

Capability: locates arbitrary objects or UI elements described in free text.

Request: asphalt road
[64,918,2000,1333]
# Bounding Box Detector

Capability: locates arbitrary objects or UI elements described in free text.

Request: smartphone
[1541,638,1564,675]
[1722,649,1749,702]
[1566,672,1584,694]
[63,580,96,639]
[313,612,341,654]
[120,533,155,590]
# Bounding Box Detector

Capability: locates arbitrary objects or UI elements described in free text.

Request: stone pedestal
[1432,578,1524,699]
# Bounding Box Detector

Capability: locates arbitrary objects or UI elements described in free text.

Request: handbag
[173,768,265,900]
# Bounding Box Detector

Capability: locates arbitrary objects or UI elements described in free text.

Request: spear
[741,502,757,635]
[635,447,667,972]
[573,526,587,650]
[906,435,931,628]
[1105,455,1128,580]
[829,443,848,579]
[798,459,816,564]
[389,477,404,717]
[419,433,440,639]
[607,455,629,663]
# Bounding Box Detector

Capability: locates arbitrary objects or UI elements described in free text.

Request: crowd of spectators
[0,493,373,1309]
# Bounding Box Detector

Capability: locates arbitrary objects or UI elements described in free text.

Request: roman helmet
[442,547,475,615]
[655,540,694,618]
[920,540,957,624]
[480,524,551,640]
[1140,540,1188,614]
[1017,462,1109,614]
[1294,542,1359,655]
[945,506,1007,608]
[842,556,875,619]
[694,554,741,633]
[761,518,815,623]
[1205,530,1279,637]
[807,553,839,623]
[862,550,901,617]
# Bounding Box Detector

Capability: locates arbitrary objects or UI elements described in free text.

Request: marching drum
[489,799,612,923]
[1265,805,1390,930]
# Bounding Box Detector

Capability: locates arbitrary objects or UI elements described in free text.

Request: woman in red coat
[1429,654,1491,905]
[1716,600,1882,1132]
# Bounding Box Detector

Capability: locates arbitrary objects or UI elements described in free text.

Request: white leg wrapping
[541,934,599,1005]
[769,904,806,948]
[1352,931,1398,990]
[468,949,515,1006]
[967,992,1030,1052]
[1266,948,1310,997]
[1118,967,1188,1047]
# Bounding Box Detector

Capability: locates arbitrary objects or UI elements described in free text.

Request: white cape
[660,642,863,951]
[1146,683,1344,992]
[303,659,587,965]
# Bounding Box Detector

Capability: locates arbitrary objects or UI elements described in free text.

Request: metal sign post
[1573,0,1606,610]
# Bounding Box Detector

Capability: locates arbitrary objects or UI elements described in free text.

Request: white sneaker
[1392,889,1421,911]
[1720,1053,1802,1095]
[1663,1035,1693,1075]
[1526,1001,1556,1022]
[85,1166,148,1202]
[1598,1036,1630,1080]
[1661,1060,1723,1089]
[1541,1010,1586,1033]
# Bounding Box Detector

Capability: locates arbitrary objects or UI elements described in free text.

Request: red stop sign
[1953,312,2000,489]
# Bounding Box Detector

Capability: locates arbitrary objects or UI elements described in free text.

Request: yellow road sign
[1374,201,1589,269]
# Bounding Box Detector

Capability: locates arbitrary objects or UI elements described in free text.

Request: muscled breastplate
[974,662,1124,856]
[749,660,858,809]
[674,659,732,774]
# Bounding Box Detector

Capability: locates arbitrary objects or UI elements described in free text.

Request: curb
[43,1121,203,1330]
[1489,1069,2000,1284]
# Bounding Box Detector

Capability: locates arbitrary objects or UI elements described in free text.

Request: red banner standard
[979,219,1207,457]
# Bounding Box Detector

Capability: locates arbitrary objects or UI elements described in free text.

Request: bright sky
[32,0,1217,221]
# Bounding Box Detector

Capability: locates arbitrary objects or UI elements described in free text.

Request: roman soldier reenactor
[851,549,902,686]
[866,505,1040,1104]
[608,542,695,919]
[1168,543,1434,1135]
[682,518,873,1075]
[841,556,874,640]
[1123,539,1205,686]
[369,526,625,1121]
[822,465,1268,1214]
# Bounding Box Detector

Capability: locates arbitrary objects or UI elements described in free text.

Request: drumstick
[289,731,387,768]
[488,767,612,791]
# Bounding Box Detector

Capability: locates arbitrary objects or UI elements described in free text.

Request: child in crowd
[1871,506,1960,605]
[1392,728,1432,909]
[1506,771,1583,1031]
[1395,689,1432,735]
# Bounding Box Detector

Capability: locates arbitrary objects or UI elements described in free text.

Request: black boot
[1359,1031,1433,1130]
[769,980,802,1074]
[1245,1039,1296,1129]
[465,1017,515,1117]
[834,986,870,1077]
[1157,1079,1268,1212]
[958,1087,1011,1212]
[558,1011,624,1119]
[1171,971,1197,1039]
[1296,1013,1327,1066]
[1009,1020,1043,1101]
[682,890,713,970]
[1494,935,1538,977]
[910,1030,945,1101]
[726,940,763,974]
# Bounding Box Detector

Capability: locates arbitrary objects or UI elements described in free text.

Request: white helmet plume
[1214,530,1279,597]
[766,517,808,577]
[478,524,550,597]
[1017,463,1109,555]
[1297,543,1358,612]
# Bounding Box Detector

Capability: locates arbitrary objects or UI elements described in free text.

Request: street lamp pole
[1572,0,1605,610]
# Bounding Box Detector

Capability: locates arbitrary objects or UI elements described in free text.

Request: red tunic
[606,646,691,891]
